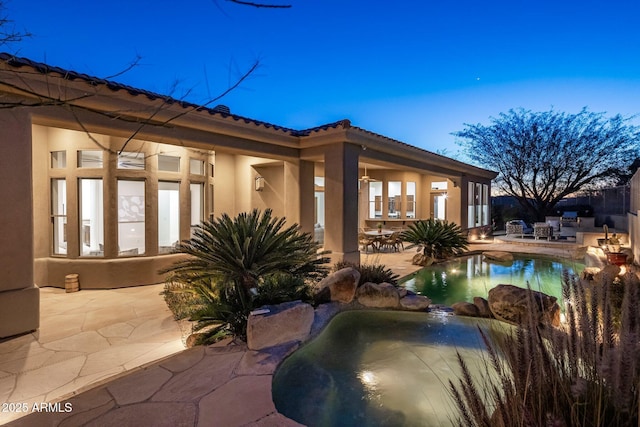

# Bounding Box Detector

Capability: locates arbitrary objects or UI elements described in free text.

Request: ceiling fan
[359,165,380,183]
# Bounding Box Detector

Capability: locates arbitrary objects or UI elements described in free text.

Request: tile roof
[0,54,410,145]
[0,52,307,135]
[0,53,495,177]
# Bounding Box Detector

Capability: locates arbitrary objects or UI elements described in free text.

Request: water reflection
[402,254,584,306]
[273,311,503,427]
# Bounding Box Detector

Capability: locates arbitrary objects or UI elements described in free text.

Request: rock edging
[246,267,432,352]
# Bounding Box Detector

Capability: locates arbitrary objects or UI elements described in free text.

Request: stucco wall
[0,110,39,338]
[31,125,212,289]
[253,163,285,218]
[630,211,640,265]
[630,169,640,264]
[214,152,236,216]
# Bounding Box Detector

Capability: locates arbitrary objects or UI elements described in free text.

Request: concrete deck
[2,240,584,426]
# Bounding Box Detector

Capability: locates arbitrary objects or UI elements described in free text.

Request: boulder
[356,282,400,308]
[451,302,480,317]
[594,264,621,285]
[185,333,208,348]
[399,294,431,311]
[580,267,601,281]
[584,248,606,269]
[473,297,493,318]
[412,253,434,266]
[314,267,360,304]
[488,284,560,327]
[310,301,343,337]
[483,251,514,263]
[246,301,314,351]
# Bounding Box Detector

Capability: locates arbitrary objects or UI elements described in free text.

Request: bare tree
[0,0,29,46]
[0,0,266,156]
[454,108,640,221]
[226,0,291,8]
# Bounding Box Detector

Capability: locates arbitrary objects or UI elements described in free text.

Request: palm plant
[161,209,329,338]
[401,218,468,259]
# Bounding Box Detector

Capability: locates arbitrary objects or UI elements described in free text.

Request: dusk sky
[5,0,640,155]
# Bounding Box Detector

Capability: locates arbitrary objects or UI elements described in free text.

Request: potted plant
[377,223,383,233]
[596,224,609,248]
[605,233,627,265]
[607,233,621,253]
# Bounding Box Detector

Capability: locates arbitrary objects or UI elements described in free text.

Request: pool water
[273,310,503,427]
[401,253,584,306]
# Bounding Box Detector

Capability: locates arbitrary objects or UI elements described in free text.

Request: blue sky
[5,0,640,155]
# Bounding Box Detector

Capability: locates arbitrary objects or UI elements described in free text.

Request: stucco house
[0,53,497,338]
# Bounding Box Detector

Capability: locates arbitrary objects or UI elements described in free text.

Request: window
[209,183,215,221]
[51,179,67,255]
[189,159,204,175]
[158,155,180,172]
[388,181,401,218]
[79,178,104,256]
[467,181,490,228]
[118,151,145,170]
[159,181,180,254]
[78,150,103,168]
[51,151,66,168]
[475,183,482,227]
[314,177,325,229]
[190,183,204,236]
[433,193,446,220]
[406,182,416,218]
[369,181,382,218]
[431,181,448,190]
[482,184,490,227]
[468,182,475,227]
[118,180,145,256]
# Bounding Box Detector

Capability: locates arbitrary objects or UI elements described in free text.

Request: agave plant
[401,218,468,259]
[161,209,329,338]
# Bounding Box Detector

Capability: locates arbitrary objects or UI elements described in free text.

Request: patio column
[358,180,369,229]
[0,109,39,338]
[284,160,315,236]
[323,142,360,264]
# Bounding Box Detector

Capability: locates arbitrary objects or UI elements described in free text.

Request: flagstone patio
[0,285,185,425]
[1,239,585,426]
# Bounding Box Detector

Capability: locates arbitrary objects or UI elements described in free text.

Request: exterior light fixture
[255,176,265,192]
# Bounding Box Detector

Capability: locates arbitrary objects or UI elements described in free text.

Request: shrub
[401,219,468,259]
[358,263,399,286]
[331,261,399,286]
[252,273,313,308]
[162,280,207,320]
[332,260,357,272]
[449,271,640,427]
[161,209,330,340]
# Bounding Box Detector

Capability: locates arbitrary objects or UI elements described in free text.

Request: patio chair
[534,223,552,240]
[359,233,377,253]
[381,232,404,252]
[506,223,524,237]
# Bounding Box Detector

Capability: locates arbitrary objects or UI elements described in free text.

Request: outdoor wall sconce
[255,176,265,191]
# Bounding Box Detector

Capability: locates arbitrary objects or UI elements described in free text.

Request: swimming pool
[401,253,584,306]
[273,254,581,425]
[273,310,503,426]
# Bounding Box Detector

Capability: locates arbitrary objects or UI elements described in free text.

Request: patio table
[364,229,394,236]
[363,230,396,252]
